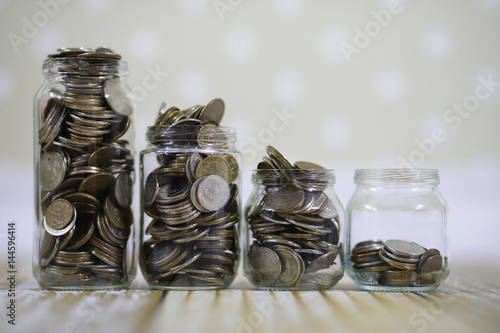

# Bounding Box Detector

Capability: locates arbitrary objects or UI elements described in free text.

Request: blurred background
[0,0,499,285]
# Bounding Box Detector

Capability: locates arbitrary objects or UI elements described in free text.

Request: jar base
[356,284,441,292]
[38,282,133,291]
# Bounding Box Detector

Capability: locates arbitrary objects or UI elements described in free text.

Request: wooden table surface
[1,262,499,333]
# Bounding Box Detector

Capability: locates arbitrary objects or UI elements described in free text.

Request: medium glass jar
[243,168,344,290]
[139,124,241,289]
[344,169,449,292]
[33,48,136,289]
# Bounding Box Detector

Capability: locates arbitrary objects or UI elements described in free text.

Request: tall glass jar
[243,169,344,290]
[33,48,136,290]
[139,124,241,289]
[344,169,449,292]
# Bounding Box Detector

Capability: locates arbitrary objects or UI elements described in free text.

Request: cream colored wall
[1,0,499,260]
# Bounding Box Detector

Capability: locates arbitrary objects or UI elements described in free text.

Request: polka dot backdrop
[0,0,499,261]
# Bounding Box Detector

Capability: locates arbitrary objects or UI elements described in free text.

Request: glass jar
[243,169,344,290]
[139,124,241,289]
[344,169,449,292]
[33,48,136,289]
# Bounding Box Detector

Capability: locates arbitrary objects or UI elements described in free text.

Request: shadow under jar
[243,169,344,290]
[33,47,136,290]
[344,169,450,292]
[139,125,241,290]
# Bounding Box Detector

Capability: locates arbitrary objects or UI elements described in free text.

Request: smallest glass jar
[243,147,344,290]
[344,169,450,292]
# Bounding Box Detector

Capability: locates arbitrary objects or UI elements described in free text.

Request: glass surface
[243,169,344,290]
[33,51,137,290]
[344,169,449,292]
[139,125,241,290]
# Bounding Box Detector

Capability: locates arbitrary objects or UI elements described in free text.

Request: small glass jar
[33,48,136,289]
[139,124,241,289]
[344,169,449,292]
[243,169,344,290]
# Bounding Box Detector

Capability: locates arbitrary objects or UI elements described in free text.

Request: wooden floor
[1,262,499,333]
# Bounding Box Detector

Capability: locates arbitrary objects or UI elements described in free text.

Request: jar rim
[42,57,129,76]
[354,168,439,185]
[252,168,336,186]
[146,125,237,147]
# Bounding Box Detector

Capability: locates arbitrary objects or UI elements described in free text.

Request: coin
[418,249,443,273]
[351,239,444,288]
[88,147,115,167]
[384,239,426,258]
[304,250,337,273]
[45,199,76,231]
[104,78,133,116]
[40,150,67,191]
[40,233,59,266]
[199,98,225,123]
[144,172,159,207]
[78,172,116,199]
[195,175,230,212]
[266,145,293,169]
[266,186,305,213]
[195,155,231,182]
[115,173,133,208]
[293,161,325,170]
[104,196,133,230]
[273,245,305,286]
[250,246,281,284]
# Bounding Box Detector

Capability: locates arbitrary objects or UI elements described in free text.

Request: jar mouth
[146,125,236,147]
[252,169,336,187]
[43,57,128,77]
[354,168,439,185]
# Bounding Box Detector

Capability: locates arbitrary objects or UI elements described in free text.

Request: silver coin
[304,250,337,273]
[40,150,67,191]
[273,245,304,286]
[115,173,133,208]
[318,198,338,219]
[384,239,426,258]
[195,175,230,212]
[104,78,133,116]
[249,246,281,284]
[144,172,159,207]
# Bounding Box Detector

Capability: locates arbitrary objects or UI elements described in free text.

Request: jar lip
[42,57,129,76]
[146,125,236,134]
[252,168,336,185]
[146,125,237,146]
[354,168,439,185]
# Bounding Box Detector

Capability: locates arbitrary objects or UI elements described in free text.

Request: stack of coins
[350,239,444,287]
[141,99,240,288]
[246,146,340,288]
[37,48,134,286]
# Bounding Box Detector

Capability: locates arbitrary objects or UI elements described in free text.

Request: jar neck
[42,57,129,79]
[146,125,237,149]
[252,169,336,188]
[354,168,439,186]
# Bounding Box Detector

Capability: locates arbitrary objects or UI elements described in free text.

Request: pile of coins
[140,98,240,288]
[246,146,341,288]
[37,47,134,286]
[351,239,444,287]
